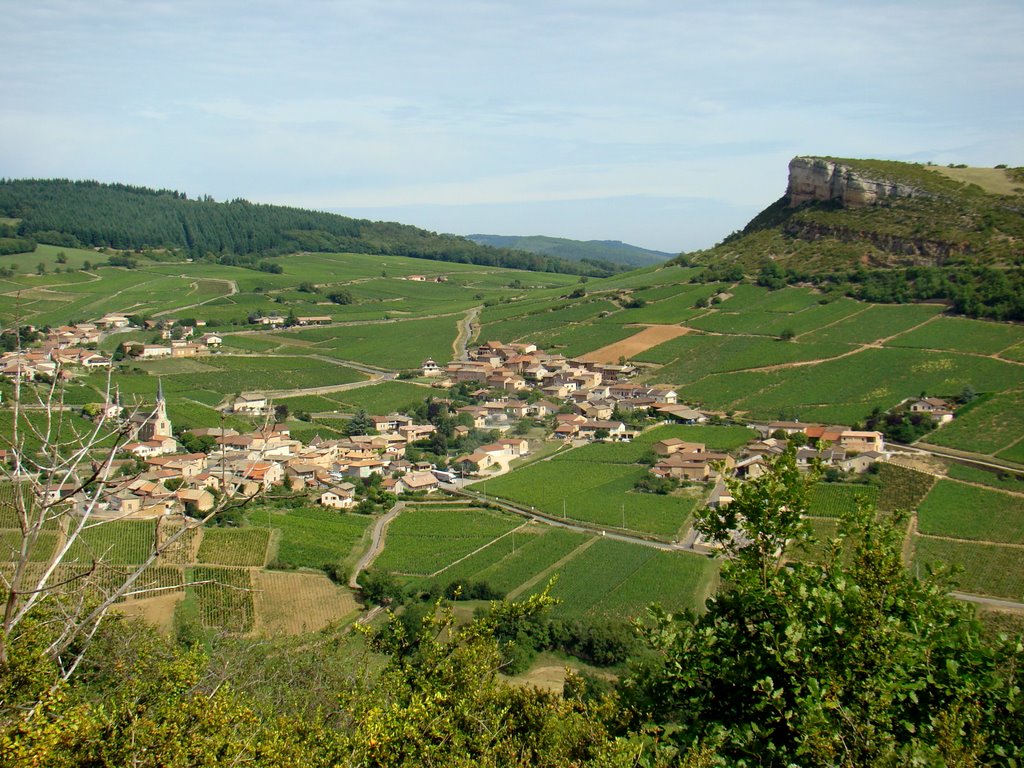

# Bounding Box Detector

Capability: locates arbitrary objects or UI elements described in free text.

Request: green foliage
[623,457,1024,766]
[0,178,614,276]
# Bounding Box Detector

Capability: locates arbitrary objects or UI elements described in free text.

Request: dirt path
[153,278,237,317]
[348,502,406,588]
[452,305,481,362]
[914,531,1024,550]
[580,324,691,363]
[506,537,598,600]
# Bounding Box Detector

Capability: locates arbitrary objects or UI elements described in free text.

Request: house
[175,488,214,512]
[907,397,955,423]
[498,438,530,457]
[320,484,356,509]
[707,478,733,508]
[656,405,707,424]
[135,344,172,359]
[199,333,223,347]
[421,358,442,377]
[839,430,884,453]
[653,439,705,457]
[402,471,440,493]
[232,393,268,414]
[295,316,331,326]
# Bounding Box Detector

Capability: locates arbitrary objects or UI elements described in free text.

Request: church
[124,381,178,457]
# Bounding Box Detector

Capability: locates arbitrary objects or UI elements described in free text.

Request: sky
[2,1,1022,253]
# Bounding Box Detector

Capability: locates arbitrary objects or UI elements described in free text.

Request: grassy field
[808,483,879,518]
[922,390,1024,458]
[480,460,700,539]
[373,505,521,576]
[916,481,1024,544]
[532,538,718,619]
[912,538,1024,601]
[251,505,372,571]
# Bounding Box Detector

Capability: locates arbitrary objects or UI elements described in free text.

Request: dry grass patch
[930,166,1022,196]
[114,591,184,635]
[251,570,359,635]
[580,324,691,363]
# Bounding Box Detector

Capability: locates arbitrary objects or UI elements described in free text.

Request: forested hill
[676,159,1024,320]
[465,233,671,268]
[0,179,623,276]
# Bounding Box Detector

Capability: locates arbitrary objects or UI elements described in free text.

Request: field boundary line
[422,522,530,580]
[913,531,1024,550]
[506,536,598,600]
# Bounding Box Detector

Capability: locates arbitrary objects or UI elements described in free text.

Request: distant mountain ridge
[465,233,672,268]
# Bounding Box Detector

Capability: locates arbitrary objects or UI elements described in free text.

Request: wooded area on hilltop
[0,179,625,276]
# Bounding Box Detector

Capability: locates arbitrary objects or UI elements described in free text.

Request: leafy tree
[622,450,1024,765]
[327,289,354,305]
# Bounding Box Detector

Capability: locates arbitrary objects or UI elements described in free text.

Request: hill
[0,179,624,277]
[465,233,671,268]
[675,158,1024,320]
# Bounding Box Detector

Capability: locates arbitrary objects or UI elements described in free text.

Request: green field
[533,539,718,619]
[917,481,1024,544]
[922,391,1024,458]
[670,347,1021,422]
[886,316,1024,355]
[912,538,1024,601]
[434,527,589,595]
[480,460,700,539]
[65,520,156,565]
[808,483,879,518]
[251,505,372,571]
[373,505,521,576]
[946,463,1024,493]
[196,528,271,567]
[333,381,435,413]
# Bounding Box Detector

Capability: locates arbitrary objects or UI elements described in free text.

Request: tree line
[0,179,625,277]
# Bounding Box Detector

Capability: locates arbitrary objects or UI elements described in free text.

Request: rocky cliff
[787,156,922,207]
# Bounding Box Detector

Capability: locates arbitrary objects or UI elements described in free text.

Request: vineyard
[187,566,255,632]
[373,505,521,576]
[481,460,699,538]
[420,527,590,596]
[533,539,718,620]
[911,538,1024,601]
[916,481,1024,544]
[197,527,271,567]
[876,463,936,513]
[808,484,879,518]
[252,570,359,635]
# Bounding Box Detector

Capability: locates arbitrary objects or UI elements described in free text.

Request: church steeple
[157,377,164,403]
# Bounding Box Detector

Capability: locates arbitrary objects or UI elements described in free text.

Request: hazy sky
[3,1,1022,252]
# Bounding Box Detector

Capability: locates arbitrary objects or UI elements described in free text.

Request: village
[1,311,962,529]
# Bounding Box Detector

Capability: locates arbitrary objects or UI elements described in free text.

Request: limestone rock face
[787,157,921,208]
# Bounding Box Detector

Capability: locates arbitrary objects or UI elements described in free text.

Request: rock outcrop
[787,157,922,208]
